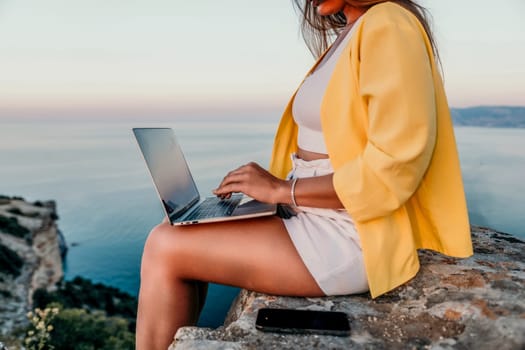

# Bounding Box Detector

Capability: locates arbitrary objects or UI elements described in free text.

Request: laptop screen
[133,128,200,218]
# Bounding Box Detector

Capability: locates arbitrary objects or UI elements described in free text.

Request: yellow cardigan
[269,2,473,298]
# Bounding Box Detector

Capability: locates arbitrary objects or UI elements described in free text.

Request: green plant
[0,195,10,205]
[24,307,59,350]
[6,208,23,215]
[49,307,134,350]
[0,243,24,277]
[31,278,138,349]
[7,207,40,218]
[0,215,30,238]
[33,276,137,325]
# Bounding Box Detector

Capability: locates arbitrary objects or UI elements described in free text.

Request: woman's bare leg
[136,216,323,350]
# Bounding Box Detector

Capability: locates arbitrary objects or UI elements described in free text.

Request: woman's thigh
[142,216,324,297]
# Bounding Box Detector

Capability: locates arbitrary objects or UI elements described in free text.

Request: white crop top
[292,18,361,154]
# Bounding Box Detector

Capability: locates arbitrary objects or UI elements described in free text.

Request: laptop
[133,128,277,225]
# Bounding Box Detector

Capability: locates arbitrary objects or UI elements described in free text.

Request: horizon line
[1,104,524,122]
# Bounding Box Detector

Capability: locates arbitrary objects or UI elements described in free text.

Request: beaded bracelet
[290,178,299,207]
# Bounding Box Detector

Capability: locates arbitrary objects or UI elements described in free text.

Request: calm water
[0,120,524,327]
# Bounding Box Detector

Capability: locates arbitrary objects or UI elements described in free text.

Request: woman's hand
[213,162,288,204]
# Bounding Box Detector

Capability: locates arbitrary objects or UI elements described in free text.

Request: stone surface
[171,226,525,350]
[0,198,64,336]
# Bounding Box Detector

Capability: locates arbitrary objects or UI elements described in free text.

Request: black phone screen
[255,308,350,336]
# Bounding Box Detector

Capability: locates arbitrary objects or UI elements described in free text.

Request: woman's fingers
[214,177,248,197]
[213,162,283,203]
[216,164,257,191]
[214,164,258,194]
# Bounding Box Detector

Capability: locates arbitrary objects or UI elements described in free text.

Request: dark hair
[293,0,440,63]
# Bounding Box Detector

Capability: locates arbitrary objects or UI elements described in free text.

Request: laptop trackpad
[232,197,276,216]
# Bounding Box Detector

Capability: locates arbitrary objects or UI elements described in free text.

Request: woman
[136,1,473,349]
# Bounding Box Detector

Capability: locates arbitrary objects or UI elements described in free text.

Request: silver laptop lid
[133,128,200,220]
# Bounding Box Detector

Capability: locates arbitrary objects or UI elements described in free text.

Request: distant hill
[450,106,525,128]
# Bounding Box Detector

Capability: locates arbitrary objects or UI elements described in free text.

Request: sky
[0,0,524,120]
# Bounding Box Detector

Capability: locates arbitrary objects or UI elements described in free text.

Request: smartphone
[255,308,351,336]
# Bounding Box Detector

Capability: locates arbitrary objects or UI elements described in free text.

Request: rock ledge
[171,226,524,350]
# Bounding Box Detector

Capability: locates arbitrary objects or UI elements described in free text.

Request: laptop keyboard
[185,194,243,221]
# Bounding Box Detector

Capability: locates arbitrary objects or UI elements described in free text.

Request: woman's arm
[332,8,437,223]
[213,162,343,208]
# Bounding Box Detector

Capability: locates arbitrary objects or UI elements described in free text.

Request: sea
[0,120,524,327]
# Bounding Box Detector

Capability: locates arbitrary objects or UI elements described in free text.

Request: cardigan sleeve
[333,10,437,223]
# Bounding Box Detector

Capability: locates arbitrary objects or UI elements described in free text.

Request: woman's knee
[141,223,186,275]
[144,222,171,253]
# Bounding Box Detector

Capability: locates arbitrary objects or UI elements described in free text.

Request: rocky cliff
[0,196,65,336]
[451,106,525,128]
[171,226,525,350]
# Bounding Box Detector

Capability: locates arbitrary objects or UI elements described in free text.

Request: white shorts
[282,154,369,296]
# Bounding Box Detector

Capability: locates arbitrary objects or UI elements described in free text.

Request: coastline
[0,196,64,336]
[0,195,137,348]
